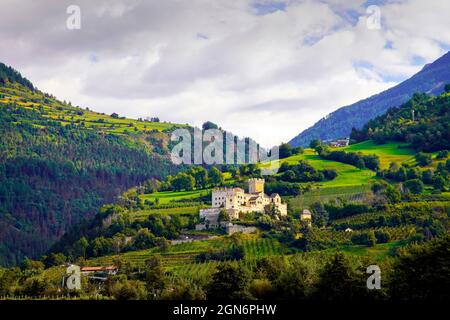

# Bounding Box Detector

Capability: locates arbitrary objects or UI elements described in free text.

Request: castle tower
[248,178,265,194]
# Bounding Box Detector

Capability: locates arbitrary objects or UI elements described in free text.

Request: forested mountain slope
[289,51,450,147]
[0,63,183,266]
[350,91,450,152]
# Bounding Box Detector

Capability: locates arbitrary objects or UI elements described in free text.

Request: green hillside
[343,141,416,169]
[351,92,450,152]
[0,64,185,266]
[0,65,449,301]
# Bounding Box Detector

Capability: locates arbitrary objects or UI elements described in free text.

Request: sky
[1,0,450,147]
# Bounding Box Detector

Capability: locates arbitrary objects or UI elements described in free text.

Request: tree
[389,235,450,300]
[21,259,45,271]
[436,150,449,159]
[133,228,156,250]
[0,268,20,296]
[422,169,434,184]
[404,179,424,194]
[415,152,432,167]
[309,139,322,149]
[218,209,231,223]
[273,258,312,299]
[208,167,223,186]
[374,230,390,243]
[206,262,251,300]
[445,83,450,93]
[281,170,297,182]
[384,184,401,203]
[202,121,218,130]
[111,280,147,300]
[190,167,208,189]
[432,176,446,191]
[171,172,195,191]
[278,143,303,159]
[372,180,401,203]
[43,253,67,268]
[355,158,365,170]
[264,203,281,218]
[73,237,89,258]
[407,168,420,180]
[20,277,50,296]
[310,202,328,227]
[145,256,166,299]
[110,112,119,119]
[351,231,376,246]
[314,252,367,300]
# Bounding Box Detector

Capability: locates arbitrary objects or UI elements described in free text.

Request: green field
[335,241,402,260]
[131,205,200,221]
[264,149,375,188]
[343,141,416,169]
[139,189,211,205]
[261,141,420,193]
[289,185,372,209]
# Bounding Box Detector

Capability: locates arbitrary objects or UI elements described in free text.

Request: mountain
[350,91,450,152]
[289,51,450,147]
[0,63,184,266]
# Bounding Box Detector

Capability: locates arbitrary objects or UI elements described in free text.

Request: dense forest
[0,64,181,266]
[0,62,34,90]
[350,91,450,152]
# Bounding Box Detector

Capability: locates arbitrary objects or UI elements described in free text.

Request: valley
[0,62,449,301]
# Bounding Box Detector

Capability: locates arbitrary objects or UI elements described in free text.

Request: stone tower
[248,178,265,194]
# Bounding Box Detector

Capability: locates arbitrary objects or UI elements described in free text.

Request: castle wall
[200,179,287,229]
[248,178,265,194]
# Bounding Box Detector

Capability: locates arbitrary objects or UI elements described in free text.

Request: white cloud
[0,0,449,147]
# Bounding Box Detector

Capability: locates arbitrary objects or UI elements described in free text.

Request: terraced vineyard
[240,237,284,258]
[131,205,201,221]
[87,234,285,284]
[289,185,372,209]
[139,189,211,205]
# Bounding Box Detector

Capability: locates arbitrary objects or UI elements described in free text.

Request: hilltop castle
[198,178,287,229]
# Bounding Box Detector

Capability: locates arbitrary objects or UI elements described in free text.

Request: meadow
[131,205,200,221]
[342,140,416,169]
[265,148,376,188]
[139,189,211,205]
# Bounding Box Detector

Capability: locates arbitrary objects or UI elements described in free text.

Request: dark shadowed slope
[289,51,450,147]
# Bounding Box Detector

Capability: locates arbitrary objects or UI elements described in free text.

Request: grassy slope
[342,140,416,169]
[268,148,376,188]
[0,82,187,265]
[0,83,186,135]
[139,189,211,205]
[280,141,418,210]
[131,206,201,221]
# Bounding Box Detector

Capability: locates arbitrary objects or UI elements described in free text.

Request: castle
[198,178,287,229]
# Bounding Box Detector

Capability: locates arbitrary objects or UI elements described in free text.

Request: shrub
[403,179,424,194]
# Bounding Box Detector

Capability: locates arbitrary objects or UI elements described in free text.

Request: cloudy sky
[1,0,450,147]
